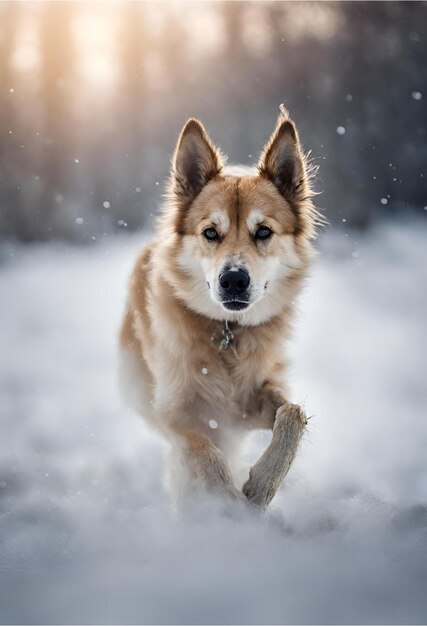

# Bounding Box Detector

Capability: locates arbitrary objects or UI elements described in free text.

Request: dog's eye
[203,228,218,241]
[255,225,272,240]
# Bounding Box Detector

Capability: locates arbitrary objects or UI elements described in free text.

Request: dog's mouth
[222,300,250,311]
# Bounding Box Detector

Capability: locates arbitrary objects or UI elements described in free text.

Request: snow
[336,125,346,135]
[0,220,426,624]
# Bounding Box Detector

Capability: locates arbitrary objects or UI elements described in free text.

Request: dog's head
[161,110,320,325]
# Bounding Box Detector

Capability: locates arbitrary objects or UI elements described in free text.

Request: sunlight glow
[11,16,40,72]
[8,2,341,96]
[73,8,119,89]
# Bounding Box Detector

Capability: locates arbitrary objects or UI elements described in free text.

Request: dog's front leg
[171,427,246,502]
[242,400,307,508]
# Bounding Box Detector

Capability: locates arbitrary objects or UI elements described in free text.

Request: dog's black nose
[219,269,250,296]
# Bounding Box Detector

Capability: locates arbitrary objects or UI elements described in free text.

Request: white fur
[210,210,230,234]
[246,209,265,233]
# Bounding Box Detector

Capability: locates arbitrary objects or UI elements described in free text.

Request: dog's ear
[258,112,305,201]
[172,118,223,205]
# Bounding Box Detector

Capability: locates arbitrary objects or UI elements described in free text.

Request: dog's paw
[275,402,307,428]
[230,485,250,504]
[242,471,269,509]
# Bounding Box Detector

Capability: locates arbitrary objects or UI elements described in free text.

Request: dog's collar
[219,320,239,358]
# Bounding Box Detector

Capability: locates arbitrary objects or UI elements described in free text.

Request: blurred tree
[219,2,248,154]
[39,2,76,239]
[115,2,149,231]
[0,3,21,239]
[325,1,427,225]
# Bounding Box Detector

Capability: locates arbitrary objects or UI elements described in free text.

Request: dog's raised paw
[276,403,308,427]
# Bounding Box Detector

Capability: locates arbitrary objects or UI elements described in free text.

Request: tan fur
[119,110,320,507]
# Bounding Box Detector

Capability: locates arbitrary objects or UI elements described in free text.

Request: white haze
[0,219,426,624]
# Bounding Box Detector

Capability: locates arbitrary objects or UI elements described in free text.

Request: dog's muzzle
[219,268,250,311]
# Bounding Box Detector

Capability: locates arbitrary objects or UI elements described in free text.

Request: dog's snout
[219,269,250,296]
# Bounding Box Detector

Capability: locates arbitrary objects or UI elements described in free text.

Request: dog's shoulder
[120,239,157,347]
[127,239,157,298]
[134,238,155,274]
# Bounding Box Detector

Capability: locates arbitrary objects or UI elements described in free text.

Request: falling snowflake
[209,420,218,430]
[201,367,208,375]
[103,201,111,209]
[336,126,346,136]
[411,91,422,101]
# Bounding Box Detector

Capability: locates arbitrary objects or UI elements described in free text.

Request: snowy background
[1,219,426,624]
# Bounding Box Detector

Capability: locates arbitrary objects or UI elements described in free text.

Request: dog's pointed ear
[172,118,223,204]
[258,112,305,201]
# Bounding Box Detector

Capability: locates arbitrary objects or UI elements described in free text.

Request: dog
[119,108,320,508]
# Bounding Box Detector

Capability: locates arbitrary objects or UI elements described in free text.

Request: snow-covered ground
[0,219,426,624]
